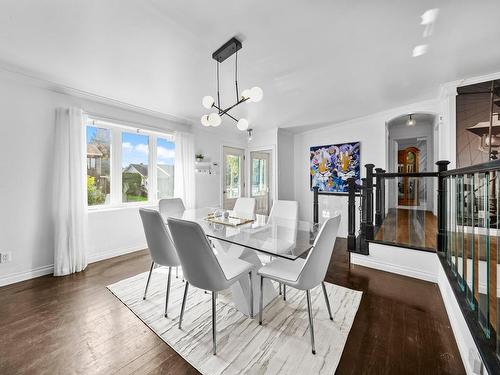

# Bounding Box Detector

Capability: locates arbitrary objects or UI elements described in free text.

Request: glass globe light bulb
[208,113,222,127]
[201,115,210,127]
[202,96,215,109]
[237,118,249,131]
[249,87,263,102]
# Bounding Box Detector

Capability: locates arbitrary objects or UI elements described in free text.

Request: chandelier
[201,37,262,131]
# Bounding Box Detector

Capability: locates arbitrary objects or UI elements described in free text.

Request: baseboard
[0,264,54,287]
[0,244,146,288]
[87,243,146,264]
[437,262,485,375]
[351,253,438,283]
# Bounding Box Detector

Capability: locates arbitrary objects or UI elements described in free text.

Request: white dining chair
[158,198,185,279]
[139,208,181,318]
[269,200,298,220]
[159,198,185,216]
[233,197,256,218]
[269,199,299,297]
[257,213,341,355]
[167,217,254,355]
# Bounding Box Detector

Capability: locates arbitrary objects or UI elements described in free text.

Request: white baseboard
[351,243,439,283]
[437,262,487,375]
[0,244,146,288]
[87,243,146,264]
[0,264,54,287]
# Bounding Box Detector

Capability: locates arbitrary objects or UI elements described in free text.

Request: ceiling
[1,1,499,133]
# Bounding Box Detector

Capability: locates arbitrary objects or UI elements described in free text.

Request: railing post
[347,178,357,251]
[375,168,384,226]
[313,186,319,224]
[436,160,450,253]
[365,164,375,240]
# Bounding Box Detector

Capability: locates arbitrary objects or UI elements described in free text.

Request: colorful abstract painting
[310,142,361,193]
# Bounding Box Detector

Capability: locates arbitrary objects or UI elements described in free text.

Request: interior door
[250,151,270,215]
[223,146,245,209]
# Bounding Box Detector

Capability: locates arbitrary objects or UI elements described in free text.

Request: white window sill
[87,203,158,214]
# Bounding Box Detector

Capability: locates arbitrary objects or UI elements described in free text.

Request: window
[122,132,149,203]
[157,137,175,199]
[86,126,111,206]
[85,117,175,208]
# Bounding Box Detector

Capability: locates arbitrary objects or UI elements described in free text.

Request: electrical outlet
[0,251,12,263]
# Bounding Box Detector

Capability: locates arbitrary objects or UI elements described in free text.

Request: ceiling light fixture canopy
[201,37,262,131]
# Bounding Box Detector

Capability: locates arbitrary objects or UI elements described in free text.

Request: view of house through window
[85,118,174,207]
[157,137,175,199]
[86,126,111,206]
[122,132,149,202]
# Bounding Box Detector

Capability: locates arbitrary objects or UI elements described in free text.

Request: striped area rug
[108,268,362,374]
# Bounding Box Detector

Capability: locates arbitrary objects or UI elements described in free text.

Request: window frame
[85,117,175,211]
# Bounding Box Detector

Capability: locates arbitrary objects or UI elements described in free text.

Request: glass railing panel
[450,176,457,274]
[476,172,490,338]
[446,176,452,266]
[493,171,499,358]
[465,174,476,309]
[457,176,465,290]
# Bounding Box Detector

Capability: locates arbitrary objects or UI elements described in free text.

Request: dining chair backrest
[139,208,180,267]
[296,213,341,290]
[233,197,256,218]
[167,217,229,291]
[159,198,185,217]
[269,200,298,220]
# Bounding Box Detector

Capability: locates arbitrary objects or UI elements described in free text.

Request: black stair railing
[340,159,500,373]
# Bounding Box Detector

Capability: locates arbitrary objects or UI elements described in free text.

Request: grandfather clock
[398,147,420,206]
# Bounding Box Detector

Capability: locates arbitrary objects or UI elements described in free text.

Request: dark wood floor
[374,208,437,250]
[0,240,465,374]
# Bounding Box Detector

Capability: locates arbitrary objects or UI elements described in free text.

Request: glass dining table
[161,207,321,316]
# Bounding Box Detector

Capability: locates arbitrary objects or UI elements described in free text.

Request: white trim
[0,60,192,126]
[87,244,146,264]
[437,261,488,375]
[0,264,54,288]
[0,245,146,288]
[351,251,438,283]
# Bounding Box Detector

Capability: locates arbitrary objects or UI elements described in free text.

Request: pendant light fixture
[407,114,416,126]
[201,37,262,131]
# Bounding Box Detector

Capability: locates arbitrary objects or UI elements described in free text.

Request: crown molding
[0,60,193,127]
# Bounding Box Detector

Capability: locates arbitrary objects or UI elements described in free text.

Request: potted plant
[195,153,204,162]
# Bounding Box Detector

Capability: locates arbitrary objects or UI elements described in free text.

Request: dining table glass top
[163,207,320,260]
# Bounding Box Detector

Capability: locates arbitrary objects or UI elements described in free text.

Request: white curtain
[53,107,88,276]
[174,131,196,209]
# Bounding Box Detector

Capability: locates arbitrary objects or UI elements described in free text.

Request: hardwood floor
[374,208,437,250]
[0,240,465,375]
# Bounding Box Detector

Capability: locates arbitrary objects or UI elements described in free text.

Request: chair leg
[283,284,286,301]
[279,283,282,295]
[178,281,189,329]
[321,282,333,321]
[143,261,154,300]
[212,291,217,355]
[164,266,172,318]
[176,266,178,279]
[306,290,316,355]
[249,272,254,318]
[259,275,264,325]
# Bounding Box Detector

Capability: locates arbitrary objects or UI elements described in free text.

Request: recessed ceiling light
[412,44,428,57]
[421,9,439,25]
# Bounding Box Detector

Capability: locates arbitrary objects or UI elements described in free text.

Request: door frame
[220,144,246,208]
[246,144,276,210]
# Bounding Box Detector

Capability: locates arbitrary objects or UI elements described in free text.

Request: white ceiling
[1,1,499,132]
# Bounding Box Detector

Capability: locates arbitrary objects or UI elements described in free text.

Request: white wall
[193,126,247,208]
[293,99,443,237]
[277,128,295,201]
[0,70,233,285]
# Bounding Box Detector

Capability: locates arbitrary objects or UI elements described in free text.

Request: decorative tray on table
[204,213,254,227]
